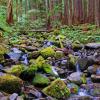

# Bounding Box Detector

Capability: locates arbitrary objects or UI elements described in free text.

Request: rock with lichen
[42,79,70,99]
[0,74,23,94]
[40,47,55,58]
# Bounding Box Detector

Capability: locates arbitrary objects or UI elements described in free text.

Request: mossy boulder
[33,56,53,74]
[32,73,50,86]
[42,79,70,99]
[20,65,37,81]
[40,47,55,58]
[0,74,23,94]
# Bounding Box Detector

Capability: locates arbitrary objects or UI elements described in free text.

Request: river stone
[67,72,86,85]
[91,74,100,83]
[77,57,95,71]
[85,43,100,49]
[9,93,18,100]
[68,96,91,100]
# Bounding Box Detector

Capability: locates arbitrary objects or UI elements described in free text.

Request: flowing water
[21,54,28,65]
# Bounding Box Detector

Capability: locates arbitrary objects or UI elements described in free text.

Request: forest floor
[0,24,100,100]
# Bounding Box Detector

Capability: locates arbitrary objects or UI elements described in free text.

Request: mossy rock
[54,51,64,59]
[28,51,40,59]
[20,65,37,81]
[0,74,23,94]
[35,56,46,68]
[40,47,55,58]
[68,54,78,70]
[0,54,4,62]
[0,43,8,55]
[32,73,50,86]
[42,63,53,74]
[72,41,83,51]
[6,65,25,76]
[43,79,70,99]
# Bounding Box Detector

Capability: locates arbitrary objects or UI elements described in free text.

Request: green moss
[7,65,25,76]
[72,41,83,50]
[20,65,37,81]
[43,79,70,99]
[0,74,23,94]
[40,47,55,58]
[0,43,8,55]
[35,56,46,68]
[54,51,64,59]
[81,74,86,84]
[32,73,50,86]
[43,63,53,74]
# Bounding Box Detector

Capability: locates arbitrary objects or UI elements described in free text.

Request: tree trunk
[6,0,14,24]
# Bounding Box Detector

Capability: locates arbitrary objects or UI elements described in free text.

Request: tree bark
[6,0,14,24]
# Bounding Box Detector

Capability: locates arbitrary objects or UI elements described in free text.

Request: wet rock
[0,64,3,70]
[85,43,100,49]
[28,51,40,59]
[81,83,100,96]
[68,96,91,100]
[40,47,55,58]
[23,85,42,99]
[0,74,23,93]
[77,57,95,71]
[67,72,86,85]
[87,65,99,74]
[16,96,24,100]
[67,83,79,94]
[23,46,38,51]
[0,96,9,100]
[8,48,22,61]
[91,74,100,83]
[9,93,18,100]
[32,73,50,87]
[43,79,70,99]
[87,66,95,74]
[0,92,4,99]
[90,88,100,96]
